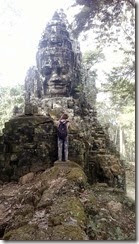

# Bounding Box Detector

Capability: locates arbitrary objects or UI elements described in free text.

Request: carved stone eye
[62,66,69,74]
[44,66,52,75]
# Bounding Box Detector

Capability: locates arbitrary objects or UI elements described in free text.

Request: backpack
[57,120,68,140]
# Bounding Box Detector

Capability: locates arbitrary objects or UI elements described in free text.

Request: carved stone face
[41,52,73,96]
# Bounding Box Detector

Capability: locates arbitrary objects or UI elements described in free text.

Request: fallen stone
[19,172,35,185]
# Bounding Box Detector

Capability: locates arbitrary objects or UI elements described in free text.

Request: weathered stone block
[88,154,125,190]
[10,154,18,162]
[0,143,5,153]
[0,154,5,161]
[24,103,34,115]
[69,138,85,155]
[11,144,22,153]
[69,154,84,166]
[19,172,35,184]
[0,114,58,181]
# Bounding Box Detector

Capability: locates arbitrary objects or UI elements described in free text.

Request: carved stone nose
[52,73,59,78]
[51,72,61,82]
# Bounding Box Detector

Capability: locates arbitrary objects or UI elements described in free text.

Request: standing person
[57,113,69,161]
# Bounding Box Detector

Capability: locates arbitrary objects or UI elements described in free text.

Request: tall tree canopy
[71,0,135,38]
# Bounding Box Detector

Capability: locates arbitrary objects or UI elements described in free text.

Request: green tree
[96,57,135,161]
[0,84,24,134]
[71,0,135,39]
[82,49,105,105]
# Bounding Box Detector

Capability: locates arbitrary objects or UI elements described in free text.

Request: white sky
[0,0,75,87]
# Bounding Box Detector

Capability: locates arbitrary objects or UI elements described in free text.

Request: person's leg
[58,138,62,161]
[64,137,68,161]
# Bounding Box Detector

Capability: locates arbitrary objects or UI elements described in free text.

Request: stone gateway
[0,10,125,191]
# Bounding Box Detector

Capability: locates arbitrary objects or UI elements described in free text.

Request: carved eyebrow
[62,66,69,70]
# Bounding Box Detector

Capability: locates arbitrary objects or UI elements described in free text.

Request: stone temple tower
[0,10,125,191]
[36,10,81,97]
[25,9,81,104]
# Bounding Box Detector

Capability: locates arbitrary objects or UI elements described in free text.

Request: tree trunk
[120,126,126,158]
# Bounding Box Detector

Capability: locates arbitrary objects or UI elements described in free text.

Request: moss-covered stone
[66,167,87,184]
[4,224,49,241]
[40,161,87,187]
[88,154,125,190]
[0,161,135,241]
[40,165,61,184]
[37,188,54,209]
[51,224,88,240]
[49,195,87,227]
[68,138,86,165]
[15,204,34,217]
[83,193,99,216]
[0,115,57,182]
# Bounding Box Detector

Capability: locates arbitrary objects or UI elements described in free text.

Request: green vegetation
[0,84,24,134]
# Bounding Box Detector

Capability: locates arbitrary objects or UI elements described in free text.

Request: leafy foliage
[96,51,135,161]
[81,49,105,105]
[0,84,24,134]
[71,0,135,39]
[102,72,135,109]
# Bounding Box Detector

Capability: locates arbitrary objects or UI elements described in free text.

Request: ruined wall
[0,113,57,182]
[0,97,125,190]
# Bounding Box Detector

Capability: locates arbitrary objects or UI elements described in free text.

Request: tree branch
[126,0,135,8]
